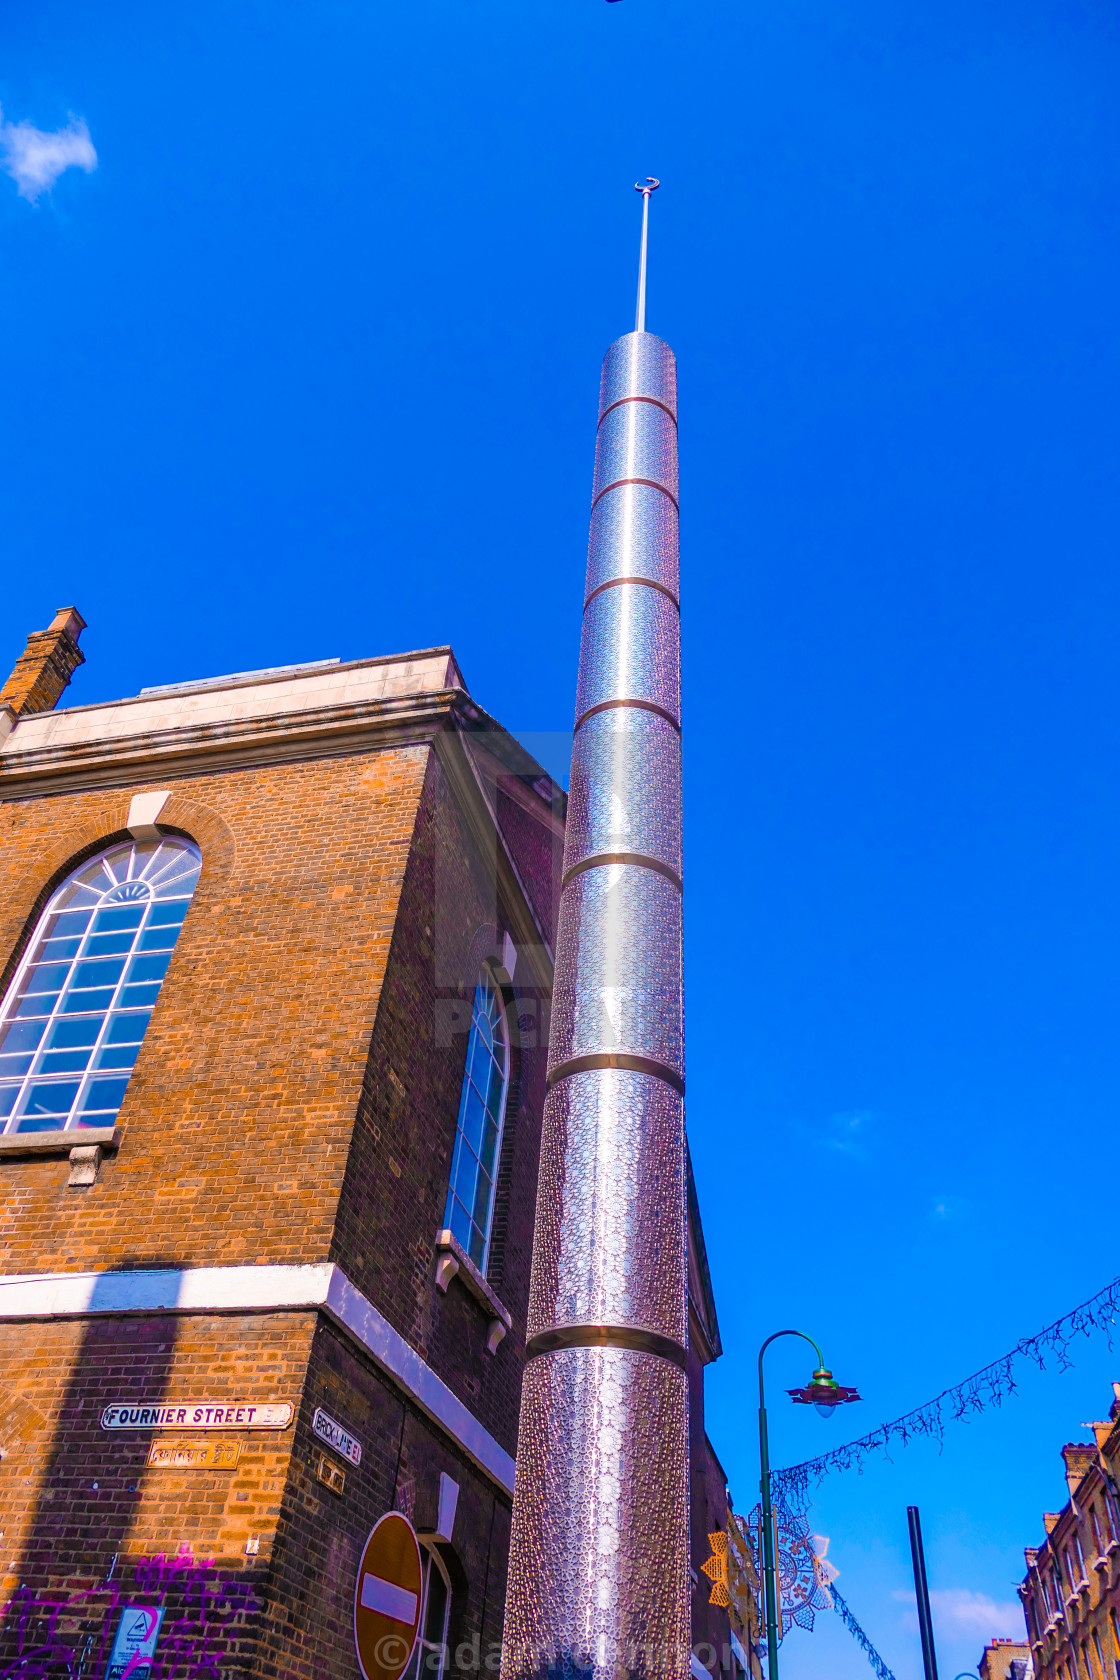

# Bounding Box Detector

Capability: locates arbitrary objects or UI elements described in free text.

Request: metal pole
[758,1386,780,1680]
[908,1506,939,1680]
[756,1331,827,1679]
[634,177,659,332]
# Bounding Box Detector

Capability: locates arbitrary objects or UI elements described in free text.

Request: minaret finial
[634,176,659,332]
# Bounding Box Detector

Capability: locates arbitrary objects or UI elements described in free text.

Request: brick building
[979,1638,1033,1680]
[0,610,751,1680]
[1018,1385,1120,1680]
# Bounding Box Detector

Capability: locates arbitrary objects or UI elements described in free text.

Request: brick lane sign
[313,1406,362,1465]
[101,1401,293,1430]
[354,1512,423,1680]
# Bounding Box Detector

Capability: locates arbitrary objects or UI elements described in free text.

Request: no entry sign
[354,1511,423,1680]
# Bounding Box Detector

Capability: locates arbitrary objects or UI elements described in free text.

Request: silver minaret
[502,180,688,1680]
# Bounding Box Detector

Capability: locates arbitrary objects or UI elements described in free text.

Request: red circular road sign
[354,1511,423,1680]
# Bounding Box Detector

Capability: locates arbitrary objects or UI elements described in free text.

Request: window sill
[0,1127,119,1185]
[433,1229,513,1354]
[0,1126,119,1157]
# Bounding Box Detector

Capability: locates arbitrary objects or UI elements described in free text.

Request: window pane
[38,936,84,962]
[471,1167,492,1234]
[448,1198,472,1253]
[484,1059,505,1121]
[94,1043,140,1071]
[46,1017,102,1049]
[125,953,172,984]
[70,957,126,986]
[78,1076,129,1114]
[61,989,116,1015]
[24,963,71,994]
[0,1019,47,1053]
[15,994,59,1019]
[85,931,135,956]
[0,1087,18,1117]
[45,910,92,940]
[0,1054,33,1078]
[480,1117,499,1176]
[106,1011,152,1043]
[39,1050,93,1075]
[460,1087,485,1157]
[423,1567,448,1644]
[453,1151,479,1213]
[137,925,182,952]
[147,901,188,928]
[22,1081,82,1117]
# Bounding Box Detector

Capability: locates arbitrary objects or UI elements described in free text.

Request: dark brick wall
[688,1340,740,1673]
[493,783,563,952]
[330,746,552,1457]
[260,1316,510,1680]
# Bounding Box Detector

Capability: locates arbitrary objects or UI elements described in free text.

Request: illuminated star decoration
[701,1532,730,1607]
[746,1499,838,1640]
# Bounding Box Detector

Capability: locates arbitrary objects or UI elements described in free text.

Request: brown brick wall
[0,746,429,1273]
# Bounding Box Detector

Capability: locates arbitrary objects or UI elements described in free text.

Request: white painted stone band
[0,1262,516,1496]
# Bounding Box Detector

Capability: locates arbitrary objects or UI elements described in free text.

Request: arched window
[443,967,510,1271]
[403,1543,451,1680]
[0,837,201,1134]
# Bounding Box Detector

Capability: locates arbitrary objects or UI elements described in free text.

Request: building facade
[980,1638,1033,1680]
[1018,1385,1120,1680]
[0,610,753,1680]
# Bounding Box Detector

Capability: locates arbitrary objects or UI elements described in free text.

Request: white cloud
[894,1587,1024,1640]
[0,107,96,201]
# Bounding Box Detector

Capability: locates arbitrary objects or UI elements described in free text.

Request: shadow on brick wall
[0,1261,262,1680]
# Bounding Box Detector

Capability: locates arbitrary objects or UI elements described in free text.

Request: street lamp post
[757,1331,861,1679]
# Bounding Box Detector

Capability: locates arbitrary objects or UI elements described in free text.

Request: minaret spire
[634,176,659,332]
[501,184,687,1680]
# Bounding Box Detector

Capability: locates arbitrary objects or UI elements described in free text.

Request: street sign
[354,1512,423,1680]
[101,1401,292,1430]
[146,1439,242,1470]
[312,1406,362,1465]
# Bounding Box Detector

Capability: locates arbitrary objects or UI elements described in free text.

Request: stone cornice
[0,687,463,801]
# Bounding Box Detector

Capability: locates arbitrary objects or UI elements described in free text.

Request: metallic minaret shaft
[502,185,687,1680]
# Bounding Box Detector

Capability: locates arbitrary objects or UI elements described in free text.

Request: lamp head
[787,1367,862,1420]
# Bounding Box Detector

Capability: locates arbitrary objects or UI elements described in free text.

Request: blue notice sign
[104,1605,165,1680]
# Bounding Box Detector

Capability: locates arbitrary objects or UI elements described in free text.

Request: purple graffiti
[0,1551,260,1680]
[0,1581,121,1680]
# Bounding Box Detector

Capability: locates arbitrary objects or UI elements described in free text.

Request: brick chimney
[0,607,86,722]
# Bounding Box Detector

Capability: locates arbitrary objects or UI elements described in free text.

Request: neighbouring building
[980,1637,1033,1680]
[1018,1384,1120,1680]
[0,609,755,1680]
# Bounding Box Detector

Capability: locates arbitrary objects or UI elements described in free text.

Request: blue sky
[4,0,1120,1674]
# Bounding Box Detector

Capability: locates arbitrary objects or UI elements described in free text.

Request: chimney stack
[0,607,87,722]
